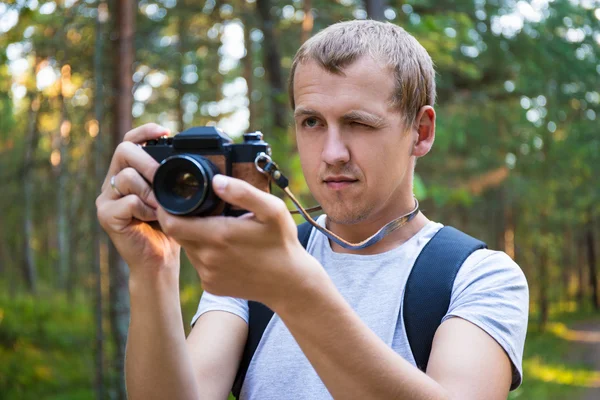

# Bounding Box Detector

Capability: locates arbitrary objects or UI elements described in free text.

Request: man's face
[293,57,416,225]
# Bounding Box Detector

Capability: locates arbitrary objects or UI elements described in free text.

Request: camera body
[143,126,271,216]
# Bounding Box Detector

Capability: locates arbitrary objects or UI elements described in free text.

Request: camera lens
[153,154,221,216]
[172,172,200,200]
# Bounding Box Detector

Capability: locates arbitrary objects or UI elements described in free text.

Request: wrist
[270,252,333,318]
[128,261,180,299]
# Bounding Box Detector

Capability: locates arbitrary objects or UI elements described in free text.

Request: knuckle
[115,141,128,152]
[269,199,288,220]
[120,167,138,185]
[125,194,142,209]
[96,202,110,228]
[115,142,133,159]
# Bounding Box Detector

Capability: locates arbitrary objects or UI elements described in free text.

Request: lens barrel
[153,154,221,216]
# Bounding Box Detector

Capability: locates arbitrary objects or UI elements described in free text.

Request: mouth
[323,176,359,190]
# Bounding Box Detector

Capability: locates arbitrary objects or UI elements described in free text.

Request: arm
[187,310,247,399]
[126,268,200,400]
[156,176,523,399]
[272,264,512,400]
[126,269,247,400]
[97,124,247,399]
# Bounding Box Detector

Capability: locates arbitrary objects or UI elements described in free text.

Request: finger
[156,207,257,244]
[211,175,287,223]
[108,167,159,208]
[123,123,170,143]
[101,141,160,192]
[99,194,158,233]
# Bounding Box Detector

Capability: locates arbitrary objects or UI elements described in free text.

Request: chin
[322,204,371,225]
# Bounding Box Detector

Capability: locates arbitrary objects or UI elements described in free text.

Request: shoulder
[455,249,528,296]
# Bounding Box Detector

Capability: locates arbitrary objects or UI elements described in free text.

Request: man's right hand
[96,123,181,275]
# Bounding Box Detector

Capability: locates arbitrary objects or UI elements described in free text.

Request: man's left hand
[156,174,319,306]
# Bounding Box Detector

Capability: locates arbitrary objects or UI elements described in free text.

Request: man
[97,20,528,399]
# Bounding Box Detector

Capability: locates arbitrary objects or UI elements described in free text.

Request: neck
[326,199,429,255]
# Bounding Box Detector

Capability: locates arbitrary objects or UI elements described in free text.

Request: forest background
[1,0,599,399]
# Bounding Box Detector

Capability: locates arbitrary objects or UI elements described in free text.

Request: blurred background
[0,0,599,399]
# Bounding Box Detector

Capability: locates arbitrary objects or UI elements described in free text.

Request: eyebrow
[294,107,387,128]
[294,107,323,119]
[341,110,387,128]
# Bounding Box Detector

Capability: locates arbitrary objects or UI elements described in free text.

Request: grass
[510,305,600,400]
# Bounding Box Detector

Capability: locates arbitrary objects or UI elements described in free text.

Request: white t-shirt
[192,219,529,399]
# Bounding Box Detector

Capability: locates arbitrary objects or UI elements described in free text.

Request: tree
[109,1,136,398]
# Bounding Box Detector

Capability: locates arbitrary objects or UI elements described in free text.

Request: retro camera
[143,126,271,216]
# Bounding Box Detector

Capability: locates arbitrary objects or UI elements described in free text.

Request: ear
[411,106,436,158]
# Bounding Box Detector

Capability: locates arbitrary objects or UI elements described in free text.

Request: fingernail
[213,175,228,191]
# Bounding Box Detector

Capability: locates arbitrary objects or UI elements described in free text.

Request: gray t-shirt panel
[192,218,529,399]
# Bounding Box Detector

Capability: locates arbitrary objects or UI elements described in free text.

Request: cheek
[297,135,321,173]
[357,139,409,187]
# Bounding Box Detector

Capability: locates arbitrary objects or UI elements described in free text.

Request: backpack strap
[232,222,313,398]
[403,226,486,372]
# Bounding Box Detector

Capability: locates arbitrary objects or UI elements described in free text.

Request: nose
[322,126,350,166]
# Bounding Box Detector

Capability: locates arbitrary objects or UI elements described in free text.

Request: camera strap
[254,153,419,250]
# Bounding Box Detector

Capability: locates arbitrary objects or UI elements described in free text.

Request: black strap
[231,222,312,398]
[232,224,485,397]
[403,226,486,372]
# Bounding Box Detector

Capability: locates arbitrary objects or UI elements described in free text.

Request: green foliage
[0,291,95,399]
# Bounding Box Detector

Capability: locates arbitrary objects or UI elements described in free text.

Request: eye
[350,121,373,129]
[302,117,321,128]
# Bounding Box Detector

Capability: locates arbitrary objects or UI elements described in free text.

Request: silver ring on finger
[110,175,124,197]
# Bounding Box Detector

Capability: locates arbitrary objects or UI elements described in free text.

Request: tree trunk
[55,88,70,289]
[115,1,135,138]
[111,1,135,399]
[256,0,287,134]
[242,9,255,131]
[561,227,573,305]
[586,222,599,310]
[577,235,586,306]
[22,94,40,294]
[365,0,387,21]
[93,3,108,398]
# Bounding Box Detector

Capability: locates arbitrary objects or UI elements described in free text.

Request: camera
[143,126,271,216]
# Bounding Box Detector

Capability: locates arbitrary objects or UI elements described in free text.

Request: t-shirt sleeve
[190,291,249,327]
[441,249,529,390]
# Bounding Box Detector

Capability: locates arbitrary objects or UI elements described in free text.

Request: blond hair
[288,20,436,128]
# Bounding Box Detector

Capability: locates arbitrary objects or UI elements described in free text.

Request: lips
[323,176,358,190]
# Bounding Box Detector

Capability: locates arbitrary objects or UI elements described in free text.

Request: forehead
[293,57,396,115]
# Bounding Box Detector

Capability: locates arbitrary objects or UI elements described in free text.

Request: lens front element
[153,154,220,216]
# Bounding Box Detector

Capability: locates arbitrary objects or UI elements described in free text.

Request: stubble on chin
[323,201,373,226]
